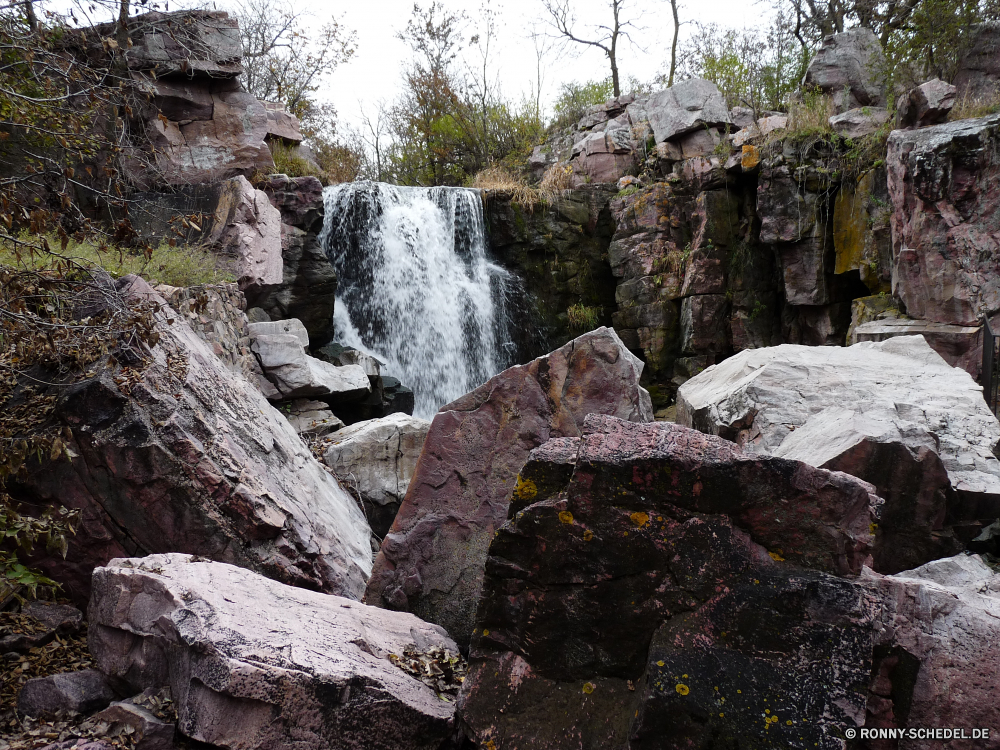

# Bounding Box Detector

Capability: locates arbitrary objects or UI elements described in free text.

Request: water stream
[319,181,522,419]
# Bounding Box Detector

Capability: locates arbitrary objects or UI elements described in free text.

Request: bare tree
[667,0,680,86]
[234,0,356,118]
[359,100,391,181]
[527,25,556,118]
[540,0,638,97]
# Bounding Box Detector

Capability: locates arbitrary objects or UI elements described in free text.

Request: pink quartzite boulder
[10,276,372,602]
[364,328,653,648]
[89,554,459,750]
[458,415,882,749]
[864,554,1000,744]
[207,176,283,297]
[888,114,1000,326]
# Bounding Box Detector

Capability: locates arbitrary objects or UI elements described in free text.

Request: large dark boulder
[364,328,653,649]
[458,415,881,749]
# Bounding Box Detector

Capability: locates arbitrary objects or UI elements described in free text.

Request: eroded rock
[887,114,1000,326]
[803,28,887,113]
[88,554,459,750]
[646,79,731,144]
[677,336,1000,567]
[322,413,431,539]
[458,415,881,749]
[9,276,373,601]
[365,328,653,648]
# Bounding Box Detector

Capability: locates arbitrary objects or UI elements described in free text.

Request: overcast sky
[219,0,777,131]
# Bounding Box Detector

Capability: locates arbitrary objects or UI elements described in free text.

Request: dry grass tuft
[539,161,574,199]
[948,89,1000,121]
[783,88,835,139]
[471,165,545,210]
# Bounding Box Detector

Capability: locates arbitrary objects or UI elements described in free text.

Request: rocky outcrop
[89,554,460,750]
[646,79,732,144]
[458,415,881,749]
[803,28,887,113]
[252,175,339,347]
[249,319,371,402]
[10,276,373,602]
[206,176,283,297]
[154,282,258,381]
[365,328,653,648]
[82,10,309,187]
[486,188,617,352]
[322,413,431,540]
[866,554,1000,736]
[676,336,1000,571]
[887,114,1000,327]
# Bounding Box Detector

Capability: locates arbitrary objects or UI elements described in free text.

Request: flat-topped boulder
[365,328,653,649]
[677,336,1000,568]
[89,554,460,750]
[250,319,371,401]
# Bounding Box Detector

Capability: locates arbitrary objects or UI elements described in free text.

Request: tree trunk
[668,0,680,86]
[24,0,38,33]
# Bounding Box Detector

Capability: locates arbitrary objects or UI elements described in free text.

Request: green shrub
[551,79,615,130]
[567,303,602,331]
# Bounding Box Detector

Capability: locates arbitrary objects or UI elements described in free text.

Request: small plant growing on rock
[567,303,602,331]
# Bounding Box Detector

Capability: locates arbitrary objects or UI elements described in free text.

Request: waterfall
[319,181,519,419]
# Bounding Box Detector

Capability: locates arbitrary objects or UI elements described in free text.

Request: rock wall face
[888,114,1000,327]
[486,189,618,355]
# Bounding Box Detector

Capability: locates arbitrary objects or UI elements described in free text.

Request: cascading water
[319,181,522,419]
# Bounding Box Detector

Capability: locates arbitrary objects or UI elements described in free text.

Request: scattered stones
[89,554,459,750]
[18,671,117,719]
[458,415,881,749]
[677,336,1000,568]
[646,78,731,144]
[896,78,957,128]
[365,328,653,649]
[250,320,371,402]
[803,28,887,113]
[322,413,431,539]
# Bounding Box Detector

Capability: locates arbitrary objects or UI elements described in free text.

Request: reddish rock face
[888,114,1000,326]
[458,415,882,749]
[364,328,653,648]
[11,276,372,603]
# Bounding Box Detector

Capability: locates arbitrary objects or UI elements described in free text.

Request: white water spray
[320,181,517,419]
